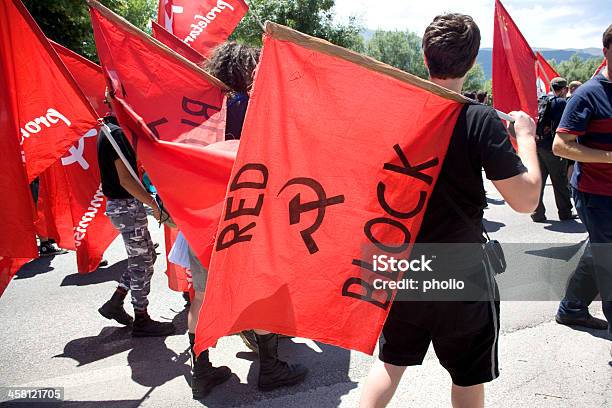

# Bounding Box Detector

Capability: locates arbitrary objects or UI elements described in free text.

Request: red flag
[51,41,107,115]
[535,52,560,98]
[157,0,248,56]
[89,1,229,147]
[492,0,538,119]
[0,257,31,297]
[35,168,75,249]
[47,43,118,273]
[89,0,234,280]
[0,0,99,182]
[151,20,207,66]
[195,23,464,355]
[108,97,237,272]
[593,58,607,78]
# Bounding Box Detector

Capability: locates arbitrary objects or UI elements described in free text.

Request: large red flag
[535,52,560,98]
[151,20,207,66]
[195,23,464,355]
[89,0,234,275]
[89,1,228,147]
[0,0,99,182]
[157,0,248,56]
[493,0,538,119]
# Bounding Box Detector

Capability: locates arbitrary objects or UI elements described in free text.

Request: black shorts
[379,299,500,387]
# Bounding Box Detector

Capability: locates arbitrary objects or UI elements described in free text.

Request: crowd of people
[31,11,611,408]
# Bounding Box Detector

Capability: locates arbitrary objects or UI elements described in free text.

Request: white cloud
[334,0,610,49]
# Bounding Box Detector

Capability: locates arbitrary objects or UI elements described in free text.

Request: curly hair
[204,41,261,94]
[422,14,481,79]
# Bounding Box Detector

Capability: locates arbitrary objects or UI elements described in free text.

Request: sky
[333,0,611,49]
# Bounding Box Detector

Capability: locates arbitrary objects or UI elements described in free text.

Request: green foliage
[549,54,603,83]
[231,0,364,51]
[462,63,486,92]
[23,0,156,62]
[364,30,428,79]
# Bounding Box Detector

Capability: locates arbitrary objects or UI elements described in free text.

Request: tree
[231,0,364,51]
[364,30,428,79]
[462,63,486,92]
[23,0,156,62]
[550,54,603,83]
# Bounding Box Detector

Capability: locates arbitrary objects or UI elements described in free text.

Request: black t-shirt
[416,104,527,246]
[97,118,138,199]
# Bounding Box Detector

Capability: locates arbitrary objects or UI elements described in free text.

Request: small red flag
[492,0,538,119]
[0,0,99,182]
[151,21,207,66]
[535,52,560,97]
[157,0,248,56]
[195,23,464,355]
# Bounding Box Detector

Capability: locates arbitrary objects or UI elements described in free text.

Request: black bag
[536,94,554,142]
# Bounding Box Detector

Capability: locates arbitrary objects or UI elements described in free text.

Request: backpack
[536,94,555,141]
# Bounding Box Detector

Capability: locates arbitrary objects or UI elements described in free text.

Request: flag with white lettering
[194,23,464,355]
[157,0,248,56]
[0,0,99,182]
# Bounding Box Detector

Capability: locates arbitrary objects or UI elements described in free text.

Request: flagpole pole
[99,121,147,190]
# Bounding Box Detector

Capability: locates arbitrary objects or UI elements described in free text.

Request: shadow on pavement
[558,323,612,341]
[525,240,586,262]
[544,219,586,234]
[483,219,505,233]
[60,260,127,287]
[13,256,53,280]
[194,339,357,407]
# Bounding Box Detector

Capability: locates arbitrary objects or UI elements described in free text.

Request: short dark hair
[205,42,260,94]
[422,13,481,79]
[603,24,612,49]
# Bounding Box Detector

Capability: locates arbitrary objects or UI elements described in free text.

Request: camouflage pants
[106,198,157,311]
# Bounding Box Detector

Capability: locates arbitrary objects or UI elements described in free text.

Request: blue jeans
[557,189,612,335]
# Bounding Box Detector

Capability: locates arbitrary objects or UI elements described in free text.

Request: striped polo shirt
[557,72,612,196]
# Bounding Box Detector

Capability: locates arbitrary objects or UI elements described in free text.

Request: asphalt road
[0,179,610,407]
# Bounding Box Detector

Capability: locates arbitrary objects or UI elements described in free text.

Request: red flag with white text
[0,0,99,182]
[493,0,538,119]
[151,20,207,66]
[157,0,248,56]
[195,24,464,355]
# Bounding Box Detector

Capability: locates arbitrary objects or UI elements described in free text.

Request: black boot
[256,333,308,391]
[132,310,176,337]
[190,347,232,399]
[98,289,133,326]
